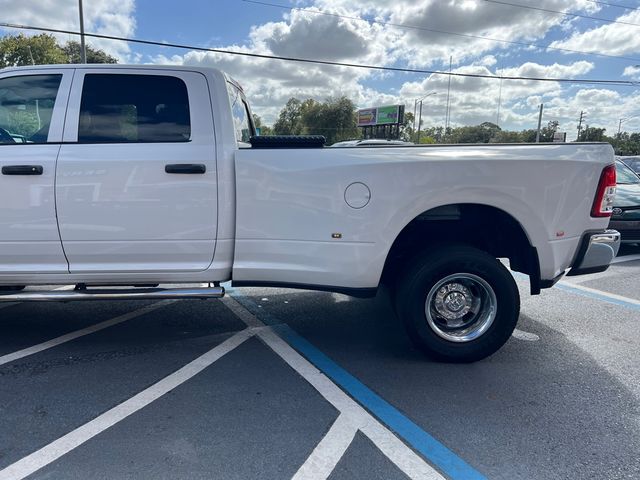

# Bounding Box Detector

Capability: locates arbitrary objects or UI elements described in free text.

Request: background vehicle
[0,64,620,362]
[616,155,640,174]
[609,160,640,245]
[330,139,414,147]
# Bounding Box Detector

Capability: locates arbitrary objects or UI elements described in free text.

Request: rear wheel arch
[381,203,542,294]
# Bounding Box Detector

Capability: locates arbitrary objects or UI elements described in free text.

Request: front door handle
[2,165,43,175]
[165,164,206,174]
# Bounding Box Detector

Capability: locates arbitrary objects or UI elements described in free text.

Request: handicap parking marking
[0,300,175,367]
[0,328,256,480]
[224,293,486,480]
[254,323,444,480]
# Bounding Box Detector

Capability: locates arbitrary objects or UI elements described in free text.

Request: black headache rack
[249,135,326,149]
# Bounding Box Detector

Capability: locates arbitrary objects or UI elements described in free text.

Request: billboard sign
[357,108,377,127]
[553,132,567,143]
[376,105,401,125]
[357,105,404,127]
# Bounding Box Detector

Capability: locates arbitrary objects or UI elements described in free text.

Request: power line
[586,0,640,11]
[481,0,640,28]
[243,0,640,64]
[0,21,637,86]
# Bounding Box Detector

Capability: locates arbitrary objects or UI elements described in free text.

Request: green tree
[400,111,414,141]
[0,33,117,68]
[579,125,606,142]
[61,41,117,64]
[298,98,323,135]
[252,113,273,135]
[540,120,559,142]
[0,34,66,68]
[491,130,525,143]
[273,98,303,135]
[413,125,442,143]
[450,122,501,143]
[602,132,640,155]
[273,96,359,144]
[300,97,358,144]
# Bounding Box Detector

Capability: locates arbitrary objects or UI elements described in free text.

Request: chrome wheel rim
[424,273,497,343]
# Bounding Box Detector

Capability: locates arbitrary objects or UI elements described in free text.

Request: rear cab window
[226,81,253,148]
[78,74,191,143]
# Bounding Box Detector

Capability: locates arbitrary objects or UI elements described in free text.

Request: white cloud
[2,0,628,135]
[395,61,597,130]
[0,0,136,61]
[623,65,640,80]
[314,0,602,66]
[550,10,640,57]
[477,55,497,67]
[250,8,390,63]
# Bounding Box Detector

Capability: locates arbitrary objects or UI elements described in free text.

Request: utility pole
[417,100,423,144]
[576,111,586,141]
[618,118,623,138]
[78,0,87,63]
[413,100,417,132]
[496,73,503,128]
[411,92,436,143]
[444,55,452,135]
[27,46,35,65]
[535,104,544,143]
[618,116,639,138]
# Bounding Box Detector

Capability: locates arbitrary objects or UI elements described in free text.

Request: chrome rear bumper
[567,229,621,276]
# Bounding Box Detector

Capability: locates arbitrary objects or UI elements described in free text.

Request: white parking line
[610,254,640,264]
[557,281,640,308]
[0,328,255,480]
[222,297,445,480]
[292,414,358,480]
[0,300,175,367]
[512,329,539,342]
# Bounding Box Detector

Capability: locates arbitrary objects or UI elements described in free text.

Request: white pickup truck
[0,64,620,362]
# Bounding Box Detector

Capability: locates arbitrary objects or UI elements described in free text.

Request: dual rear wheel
[394,245,520,363]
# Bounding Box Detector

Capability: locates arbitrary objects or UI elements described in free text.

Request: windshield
[616,161,640,185]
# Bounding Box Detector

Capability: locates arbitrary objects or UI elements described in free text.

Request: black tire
[395,245,519,363]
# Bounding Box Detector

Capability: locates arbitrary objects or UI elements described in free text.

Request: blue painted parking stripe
[229,289,486,480]
[272,324,487,480]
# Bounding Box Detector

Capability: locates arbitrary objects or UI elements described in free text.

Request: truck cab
[0,65,245,284]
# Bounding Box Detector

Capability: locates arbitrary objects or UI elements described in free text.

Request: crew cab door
[0,69,72,273]
[56,69,218,272]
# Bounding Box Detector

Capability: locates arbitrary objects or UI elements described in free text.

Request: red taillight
[591,164,617,218]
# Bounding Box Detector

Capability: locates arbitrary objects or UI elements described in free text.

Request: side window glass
[78,74,191,143]
[0,74,62,144]
[227,83,252,146]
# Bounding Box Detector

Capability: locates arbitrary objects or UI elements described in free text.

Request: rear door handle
[2,165,43,175]
[165,164,206,174]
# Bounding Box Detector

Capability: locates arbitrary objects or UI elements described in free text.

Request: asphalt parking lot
[0,247,639,480]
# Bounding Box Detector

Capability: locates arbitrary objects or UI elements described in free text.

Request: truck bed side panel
[233,143,614,288]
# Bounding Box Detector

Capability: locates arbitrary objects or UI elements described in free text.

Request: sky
[3,0,640,137]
